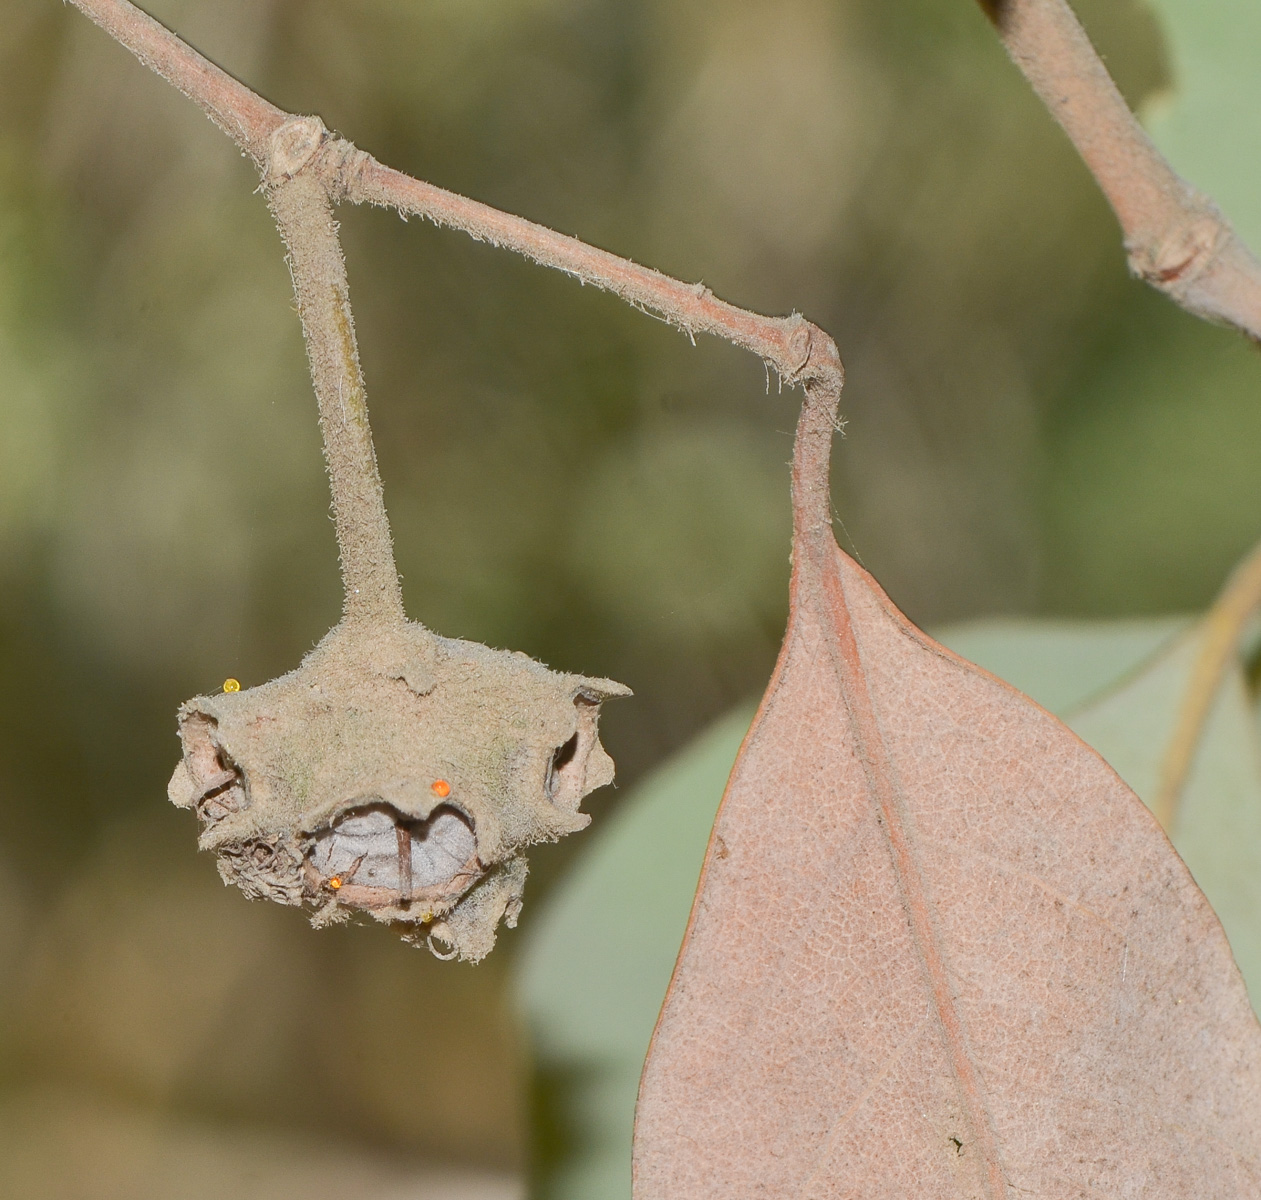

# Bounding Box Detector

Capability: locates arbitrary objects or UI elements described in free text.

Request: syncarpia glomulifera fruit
[168,618,629,961]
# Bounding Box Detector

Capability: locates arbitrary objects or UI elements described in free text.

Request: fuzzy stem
[267,161,404,625]
[335,151,822,379]
[979,0,1261,341]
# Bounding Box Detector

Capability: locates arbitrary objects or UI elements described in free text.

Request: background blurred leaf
[1067,626,1261,1010]
[1141,0,1261,249]
[936,616,1187,713]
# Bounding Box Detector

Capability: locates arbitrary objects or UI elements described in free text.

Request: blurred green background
[1,0,1259,1196]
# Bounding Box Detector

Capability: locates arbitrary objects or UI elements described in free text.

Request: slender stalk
[267,137,404,625]
[979,0,1261,341]
[1153,537,1261,829]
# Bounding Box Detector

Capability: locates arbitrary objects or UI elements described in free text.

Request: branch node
[777,317,843,397]
[784,315,814,377]
[267,115,328,184]
[1129,213,1227,289]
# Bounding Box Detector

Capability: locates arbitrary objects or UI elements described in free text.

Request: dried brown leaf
[633,389,1261,1196]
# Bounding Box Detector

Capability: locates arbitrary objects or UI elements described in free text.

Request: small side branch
[335,152,829,384]
[1154,538,1261,829]
[979,0,1261,341]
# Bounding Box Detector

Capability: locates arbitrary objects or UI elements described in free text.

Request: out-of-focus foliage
[1,0,1259,1195]
[1142,0,1261,249]
[520,617,1261,1199]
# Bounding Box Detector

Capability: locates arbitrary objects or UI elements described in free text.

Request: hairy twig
[69,0,842,630]
[1153,538,1261,829]
[67,0,840,402]
[266,132,404,625]
[338,156,827,382]
[978,0,1261,341]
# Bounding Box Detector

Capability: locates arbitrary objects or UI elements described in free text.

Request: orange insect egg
[329,877,343,890]
[431,779,451,798]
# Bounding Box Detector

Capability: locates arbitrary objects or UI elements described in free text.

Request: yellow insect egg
[222,678,241,693]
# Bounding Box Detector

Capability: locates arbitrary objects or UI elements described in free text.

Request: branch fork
[70,0,1261,960]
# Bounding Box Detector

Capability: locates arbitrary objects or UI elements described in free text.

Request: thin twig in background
[1154,538,1261,829]
[978,0,1261,342]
